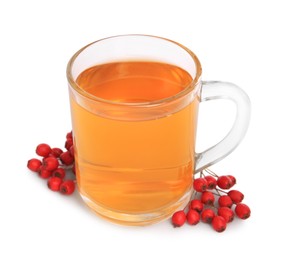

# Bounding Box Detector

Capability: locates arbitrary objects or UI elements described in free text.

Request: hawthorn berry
[65,138,73,150]
[47,177,63,191]
[69,145,74,157]
[27,158,42,172]
[218,195,233,208]
[201,208,215,223]
[201,191,215,205]
[212,216,227,232]
[235,203,251,219]
[190,199,204,213]
[60,151,74,165]
[227,175,236,187]
[193,178,207,192]
[186,209,200,225]
[52,168,66,179]
[218,207,234,223]
[171,210,186,227]
[43,157,59,171]
[38,168,52,179]
[204,175,217,189]
[228,190,244,204]
[217,176,232,189]
[36,143,51,157]
[60,180,75,195]
[50,147,63,158]
[66,131,73,139]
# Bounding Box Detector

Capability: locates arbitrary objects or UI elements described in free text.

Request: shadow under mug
[67,35,250,225]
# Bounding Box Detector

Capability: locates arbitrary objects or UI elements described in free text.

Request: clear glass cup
[66,35,250,225]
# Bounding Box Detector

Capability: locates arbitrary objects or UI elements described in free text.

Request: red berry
[60,151,74,165]
[186,209,200,225]
[201,191,215,205]
[218,207,234,223]
[69,145,74,157]
[38,168,52,179]
[66,131,73,139]
[204,175,217,189]
[218,195,233,208]
[52,168,66,179]
[50,147,63,158]
[212,216,227,232]
[190,199,204,213]
[171,210,186,227]
[27,158,42,172]
[228,190,244,204]
[43,157,59,171]
[235,203,251,219]
[65,138,73,150]
[193,178,207,192]
[227,175,236,187]
[36,143,52,157]
[47,177,63,191]
[60,180,75,195]
[217,175,232,189]
[201,208,215,223]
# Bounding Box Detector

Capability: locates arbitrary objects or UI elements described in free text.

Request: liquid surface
[76,61,193,103]
[71,61,198,217]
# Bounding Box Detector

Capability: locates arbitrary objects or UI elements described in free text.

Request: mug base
[79,188,193,226]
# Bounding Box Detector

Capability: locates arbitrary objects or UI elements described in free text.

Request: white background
[0,0,280,259]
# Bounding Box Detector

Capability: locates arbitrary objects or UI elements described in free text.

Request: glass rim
[66,34,202,107]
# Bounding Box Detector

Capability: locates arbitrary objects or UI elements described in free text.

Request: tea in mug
[70,61,198,214]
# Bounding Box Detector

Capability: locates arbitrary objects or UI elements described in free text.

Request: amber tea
[71,61,197,218]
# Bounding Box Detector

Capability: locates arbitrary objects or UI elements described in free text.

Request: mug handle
[195,81,251,172]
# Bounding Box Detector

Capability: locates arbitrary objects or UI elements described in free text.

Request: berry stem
[213,189,222,196]
[204,168,219,178]
[215,188,228,194]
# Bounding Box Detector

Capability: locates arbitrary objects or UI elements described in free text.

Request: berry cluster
[27,131,76,195]
[172,169,251,232]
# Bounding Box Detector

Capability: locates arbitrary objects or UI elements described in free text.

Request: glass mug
[66,35,250,225]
